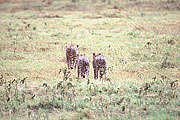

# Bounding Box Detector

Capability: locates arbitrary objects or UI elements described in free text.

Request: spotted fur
[77,54,90,79]
[93,53,107,79]
[66,44,78,69]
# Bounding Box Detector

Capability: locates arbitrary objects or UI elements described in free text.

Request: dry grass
[0,0,180,119]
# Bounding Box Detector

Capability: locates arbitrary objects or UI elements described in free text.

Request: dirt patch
[102,12,123,18]
[168,40,176,45]
[16,14,63,20]
[58,4,89,11]
[40,47,50,52]
[48,41,62,45]
[0,0,9,3]
[41,14,62,18]
[79,47,88,52]
[83,15,103,19]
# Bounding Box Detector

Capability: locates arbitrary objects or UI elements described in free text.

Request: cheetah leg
[78,67,80,78]
[94,69,98,79]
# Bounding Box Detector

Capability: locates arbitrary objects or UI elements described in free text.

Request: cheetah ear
[77,45,79,48]
[99,53,101,55]
[93,53,95,57]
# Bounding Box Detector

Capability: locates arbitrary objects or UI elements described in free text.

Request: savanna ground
[0,0,180,119]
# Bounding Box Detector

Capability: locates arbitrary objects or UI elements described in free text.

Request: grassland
[0,0,180,119]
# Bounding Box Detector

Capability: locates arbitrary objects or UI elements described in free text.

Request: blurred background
[0,0,180,12]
